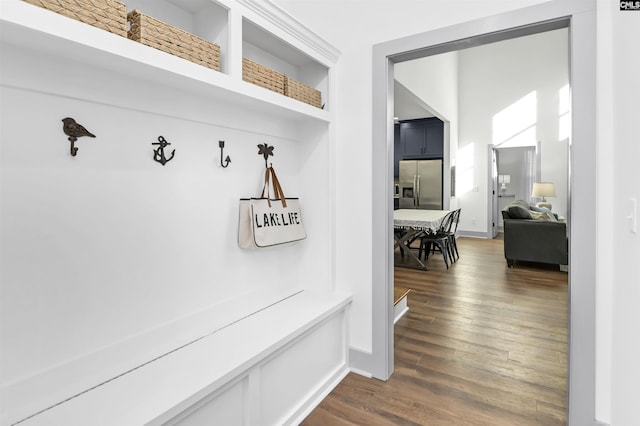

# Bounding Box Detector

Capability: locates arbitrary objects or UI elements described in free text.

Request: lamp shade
[531,182,556,198]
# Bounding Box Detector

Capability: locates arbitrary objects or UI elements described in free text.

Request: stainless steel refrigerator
[398,159,443,209]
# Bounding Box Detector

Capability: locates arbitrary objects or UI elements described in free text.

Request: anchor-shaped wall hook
[219,140,231,168]
[152,136,175,166]
[257,143,274,168]
[62,117,95,157]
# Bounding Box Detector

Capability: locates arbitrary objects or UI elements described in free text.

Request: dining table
[394,209,450,270]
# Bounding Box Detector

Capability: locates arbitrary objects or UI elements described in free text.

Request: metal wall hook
[69,137,78,156]
[62,117,95,157]
[257,143,274,168]
[152,136,175,166]
[219,140,231,168]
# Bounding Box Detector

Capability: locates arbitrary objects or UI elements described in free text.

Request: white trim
[457,230,490,239]
[393,297,409,324]
[348,367,373,379]
[347,347,375,378]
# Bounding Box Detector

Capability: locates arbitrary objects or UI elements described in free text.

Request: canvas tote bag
[238,167,306,249]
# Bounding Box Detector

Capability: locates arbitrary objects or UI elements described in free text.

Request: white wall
[609,2,640,425]
[394,52,459,210]
[595,2,615,421]
[277,0,640,424]
[457,28,569,234]
[274,0,551,357]
[395,28,569,234]
[592,3,640,424]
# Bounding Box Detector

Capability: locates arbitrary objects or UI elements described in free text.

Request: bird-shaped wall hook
[62,117,95,157]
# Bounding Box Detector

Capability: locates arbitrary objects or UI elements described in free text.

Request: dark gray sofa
[502,200,568,268]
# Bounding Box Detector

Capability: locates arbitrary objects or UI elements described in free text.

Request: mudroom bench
[16,291,351,426]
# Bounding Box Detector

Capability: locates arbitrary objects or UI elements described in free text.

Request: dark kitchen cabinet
[399,117,443,159]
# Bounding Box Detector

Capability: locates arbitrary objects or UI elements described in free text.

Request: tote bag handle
[259,166,288,208]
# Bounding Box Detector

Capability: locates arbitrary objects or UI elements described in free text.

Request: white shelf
[0,0,330,124]
[243,18,328,109]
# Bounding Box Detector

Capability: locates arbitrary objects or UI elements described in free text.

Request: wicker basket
[128,10,221,71]
[22,0,127,37]
[242,58,285,95]
[285,77,322,108]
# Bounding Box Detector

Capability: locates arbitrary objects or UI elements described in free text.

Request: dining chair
[447,209,461,262]
[418,210,455,269]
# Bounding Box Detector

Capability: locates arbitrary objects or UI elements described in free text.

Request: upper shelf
[0,0,333,124]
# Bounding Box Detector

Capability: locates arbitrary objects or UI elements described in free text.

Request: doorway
[491,145,539,237]
[372,3,597,425]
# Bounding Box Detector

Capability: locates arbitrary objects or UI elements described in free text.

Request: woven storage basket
[285,77,322,108]
[22,0,127,37]
[242,58,285,95]
[128,10,221,71]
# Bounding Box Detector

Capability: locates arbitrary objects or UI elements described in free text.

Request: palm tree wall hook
[258,143,274,168]
[219,140,231,168]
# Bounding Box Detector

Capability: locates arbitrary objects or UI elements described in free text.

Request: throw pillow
[513,200,531,210]
[508,205,532,219]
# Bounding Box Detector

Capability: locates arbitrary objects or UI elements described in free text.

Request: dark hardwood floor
[301,236,568,425]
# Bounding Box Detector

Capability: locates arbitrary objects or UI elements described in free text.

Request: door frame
[490,146,499,238]
[371,2,596,425]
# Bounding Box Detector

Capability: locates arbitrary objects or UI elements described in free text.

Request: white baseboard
[348,347,374,377]
[457,230,490,238]
[286,366,350,425]
[394,298,409,324]
[349,367,373,378]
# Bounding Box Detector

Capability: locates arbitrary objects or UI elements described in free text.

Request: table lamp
[531,182,556,210]
[498,174,510,193]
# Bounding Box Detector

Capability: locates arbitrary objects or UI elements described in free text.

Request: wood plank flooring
[301,236,568,426]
